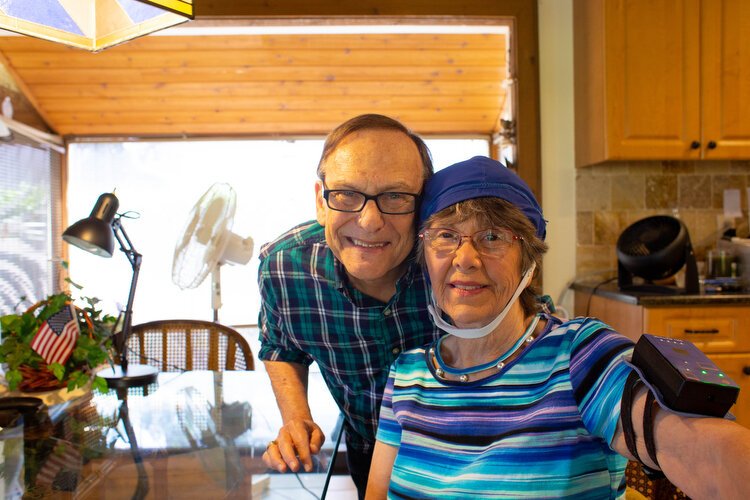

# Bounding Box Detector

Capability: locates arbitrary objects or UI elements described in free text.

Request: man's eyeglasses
[323,188,419,215]
[419,227,521,256]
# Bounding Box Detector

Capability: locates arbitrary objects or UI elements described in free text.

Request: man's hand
[262,418,326,473]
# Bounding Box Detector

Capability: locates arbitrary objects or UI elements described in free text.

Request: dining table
[0,369,343,499]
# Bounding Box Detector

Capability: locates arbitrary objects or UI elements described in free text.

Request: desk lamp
[63,192,158,388]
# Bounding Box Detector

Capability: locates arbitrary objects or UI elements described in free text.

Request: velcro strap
[620,370,643,463]
[643,389,663,476]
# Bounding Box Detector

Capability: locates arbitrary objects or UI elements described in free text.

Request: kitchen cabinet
[573,290,750,428]
[573,0,750,167]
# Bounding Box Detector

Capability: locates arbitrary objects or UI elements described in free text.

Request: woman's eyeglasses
[419,227,521,256]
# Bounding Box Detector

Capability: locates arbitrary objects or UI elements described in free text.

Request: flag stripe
[30,305,80,365]
[46,323,78,364]
[31,323,56,354]
[49,323,75,361]
[36,444,82,487]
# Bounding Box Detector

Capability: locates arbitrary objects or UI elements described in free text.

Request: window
[66,138,488,326]
[0,136,62,315]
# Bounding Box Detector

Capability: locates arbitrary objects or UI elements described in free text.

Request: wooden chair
[625,461,689,500]
[128,319,254,372]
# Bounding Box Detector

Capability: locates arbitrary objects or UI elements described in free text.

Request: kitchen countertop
[571,279,750,306]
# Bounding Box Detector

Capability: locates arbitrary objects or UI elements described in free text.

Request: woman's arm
[612,385,750,499]
[365,441,399,500]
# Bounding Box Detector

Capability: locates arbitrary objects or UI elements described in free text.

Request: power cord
[291,412,345,499]
[585,277,618,317]
[294,472,321,499]
[556,268,617,320]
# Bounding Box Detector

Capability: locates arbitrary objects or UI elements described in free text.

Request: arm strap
[621,370,665,479]
[620,370,643,462]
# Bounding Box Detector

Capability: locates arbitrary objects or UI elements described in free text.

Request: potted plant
[0,291,115,393]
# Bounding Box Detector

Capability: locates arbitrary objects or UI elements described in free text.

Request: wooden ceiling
[0,28,509,138]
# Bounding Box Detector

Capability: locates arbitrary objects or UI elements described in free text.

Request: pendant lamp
[0,0,193,52]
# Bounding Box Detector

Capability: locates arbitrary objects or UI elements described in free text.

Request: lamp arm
[112,217,142,372]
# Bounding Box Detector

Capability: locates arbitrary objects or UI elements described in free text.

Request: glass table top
[0,370,343,499]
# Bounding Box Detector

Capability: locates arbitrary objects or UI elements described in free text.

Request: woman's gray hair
[417,197,548,317]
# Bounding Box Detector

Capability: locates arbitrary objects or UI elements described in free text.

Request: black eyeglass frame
[322,188,420,215]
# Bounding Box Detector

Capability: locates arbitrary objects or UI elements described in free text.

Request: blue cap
[419,156,546,240]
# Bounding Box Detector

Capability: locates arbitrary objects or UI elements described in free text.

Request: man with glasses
[258,114,440,497]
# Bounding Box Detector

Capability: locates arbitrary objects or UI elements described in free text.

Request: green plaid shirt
[258,221,439,452]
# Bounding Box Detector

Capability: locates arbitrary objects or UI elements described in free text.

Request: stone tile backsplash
[576,160,750,276]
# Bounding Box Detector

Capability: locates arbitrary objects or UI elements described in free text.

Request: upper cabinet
[574,0,750,167]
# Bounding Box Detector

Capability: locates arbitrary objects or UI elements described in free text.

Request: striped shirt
[257,220,440,451]
[377,315,634,499]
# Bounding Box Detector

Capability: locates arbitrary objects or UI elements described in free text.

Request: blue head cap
[418,156,546,240]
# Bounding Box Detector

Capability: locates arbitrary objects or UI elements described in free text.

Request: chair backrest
[625,461,688,500]
[128,320,254,372]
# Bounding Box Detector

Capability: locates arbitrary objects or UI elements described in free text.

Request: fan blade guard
[172,183,237,289]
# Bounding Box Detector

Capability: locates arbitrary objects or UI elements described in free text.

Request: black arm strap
[620,370,643,463]
[621,370,665,479]
[642,390,665,479]
[644,389,659,464]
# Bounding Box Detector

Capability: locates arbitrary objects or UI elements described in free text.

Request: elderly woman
[365,156,750,499]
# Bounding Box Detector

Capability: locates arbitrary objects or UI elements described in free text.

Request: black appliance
[616,215,699,294]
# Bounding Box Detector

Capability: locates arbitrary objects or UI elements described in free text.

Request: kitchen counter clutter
[573,279,750,428]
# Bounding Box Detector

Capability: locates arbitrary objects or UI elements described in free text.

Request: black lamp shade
[61,192,157,388]
[62,193,119,257]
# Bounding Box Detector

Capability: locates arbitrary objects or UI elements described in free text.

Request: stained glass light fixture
[0,0,193,52]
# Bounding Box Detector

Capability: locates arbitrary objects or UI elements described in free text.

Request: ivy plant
[0,291,116,393]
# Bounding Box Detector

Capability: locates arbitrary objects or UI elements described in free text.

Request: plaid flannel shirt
[258,220,439,451]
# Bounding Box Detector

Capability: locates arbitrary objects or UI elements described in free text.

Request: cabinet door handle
[743,366,750,376]
[684,328,720,334]
[707,140,717,150]
[690,140,701,149]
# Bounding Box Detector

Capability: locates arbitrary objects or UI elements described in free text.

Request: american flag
[30,304,80,365]
[36,442,83,489]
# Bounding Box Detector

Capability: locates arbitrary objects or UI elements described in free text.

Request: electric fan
[616,215,699,294]
[172,183,254,320]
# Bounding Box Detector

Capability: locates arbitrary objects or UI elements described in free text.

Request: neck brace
[428,262,536,340]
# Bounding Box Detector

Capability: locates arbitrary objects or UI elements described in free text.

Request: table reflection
[0,370,340,499]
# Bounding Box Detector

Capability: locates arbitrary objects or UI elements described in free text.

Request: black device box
[631,334,740,417]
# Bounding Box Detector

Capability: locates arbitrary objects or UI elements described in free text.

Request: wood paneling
[0,51,52,130]
[0,0,541,199]
[188,0,542,198]
[0,32,507,137]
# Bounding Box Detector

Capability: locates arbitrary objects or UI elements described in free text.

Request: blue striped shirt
[258,221,440,451]
[377,315,634,499]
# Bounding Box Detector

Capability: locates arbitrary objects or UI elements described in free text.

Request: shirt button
[392,347,401,355]
[383,309,391,316]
